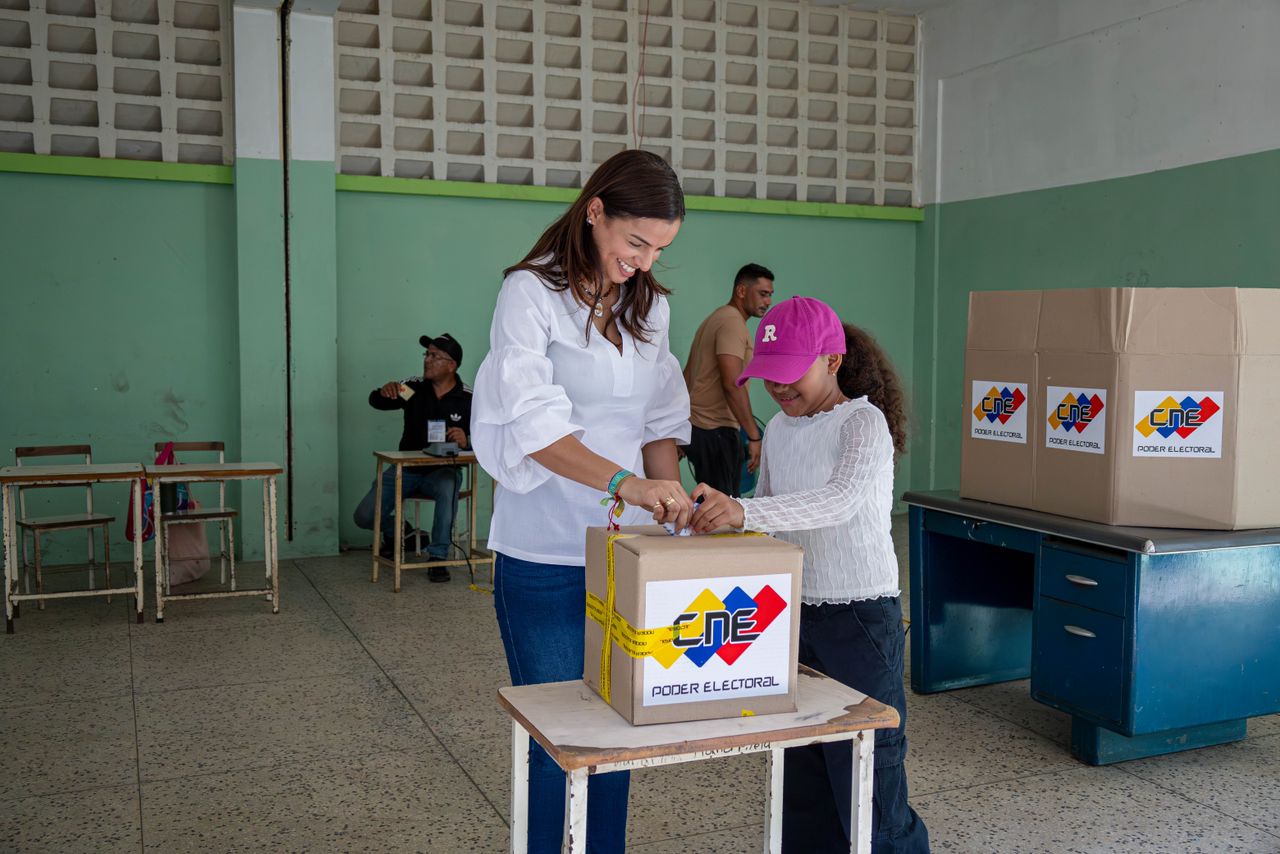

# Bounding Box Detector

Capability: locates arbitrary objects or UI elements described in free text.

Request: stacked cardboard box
[584,526,803,725]
[960,287,1280,529]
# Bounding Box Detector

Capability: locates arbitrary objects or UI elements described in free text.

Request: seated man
[353,333,472,582]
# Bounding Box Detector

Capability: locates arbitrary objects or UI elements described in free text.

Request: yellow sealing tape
[590,531,766,704]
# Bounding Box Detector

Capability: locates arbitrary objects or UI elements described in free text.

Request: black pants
[684,425,744,497]
[783,598,931,854]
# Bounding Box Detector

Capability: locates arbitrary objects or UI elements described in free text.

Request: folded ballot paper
[584,526,802,726]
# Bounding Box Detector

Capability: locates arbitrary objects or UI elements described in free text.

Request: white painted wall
[232,6,283,160]
[288,12,336,163]
[920,0,1280,204]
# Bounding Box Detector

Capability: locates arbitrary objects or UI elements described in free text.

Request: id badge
[427,420,447,443]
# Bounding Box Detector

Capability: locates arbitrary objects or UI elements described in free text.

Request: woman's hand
[689,483,745,534]
[617,476,694,531]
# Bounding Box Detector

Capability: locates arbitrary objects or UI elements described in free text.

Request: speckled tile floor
[2,518,1278,853]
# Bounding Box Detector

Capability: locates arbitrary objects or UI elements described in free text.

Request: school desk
[498,666,899,854]
[906,489,1280,764]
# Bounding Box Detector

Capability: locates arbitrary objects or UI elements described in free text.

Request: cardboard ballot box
[960,287,1280,529]
[584,526,803,726]
[960,290,1042,508]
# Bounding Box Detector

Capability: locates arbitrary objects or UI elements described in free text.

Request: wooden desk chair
[15,445,114,607]
[154,442,237,591]
[404,467,470,557]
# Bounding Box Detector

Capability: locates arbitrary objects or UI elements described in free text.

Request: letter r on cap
[762,324,777,343]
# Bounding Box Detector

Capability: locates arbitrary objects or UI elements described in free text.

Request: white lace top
[740,396,900,605]
[472,268,691,565]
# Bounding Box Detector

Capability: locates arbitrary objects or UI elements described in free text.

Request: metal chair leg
[228,520,236,591]
[161,523,171,596]
[86,527,96,590]
[413,502,423,555]
[19,529,30,595]
[219,519,227,584]
[34,534,44,610]
[103,524,112,603]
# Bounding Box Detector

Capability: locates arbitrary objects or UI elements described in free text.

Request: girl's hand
[617,477,695,531]
[690,484,745,534]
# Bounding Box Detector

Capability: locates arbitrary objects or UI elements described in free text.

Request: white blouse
[472,268,691,565]
[740,397,900,605]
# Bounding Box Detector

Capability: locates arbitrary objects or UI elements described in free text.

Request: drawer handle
[1065,574,1099,588]
[1064,625,1097,639]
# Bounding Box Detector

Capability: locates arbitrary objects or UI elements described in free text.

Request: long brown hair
[504,150,685,343]
[837,323,908,456]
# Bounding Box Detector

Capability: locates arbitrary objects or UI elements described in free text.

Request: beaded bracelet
[607,469,635,498]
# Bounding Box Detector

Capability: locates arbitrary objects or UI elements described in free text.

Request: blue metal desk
[905,490,1280,765]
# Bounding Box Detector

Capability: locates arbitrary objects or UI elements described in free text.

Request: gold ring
[663,498,675,506]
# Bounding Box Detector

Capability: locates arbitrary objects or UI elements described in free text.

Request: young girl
[690,296,930,854]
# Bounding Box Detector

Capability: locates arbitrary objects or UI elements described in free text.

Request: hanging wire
[631,0,652,150]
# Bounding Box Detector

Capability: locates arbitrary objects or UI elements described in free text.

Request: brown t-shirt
[685,304,752,430]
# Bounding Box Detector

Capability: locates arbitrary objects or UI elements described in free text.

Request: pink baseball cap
[736,297,846,386]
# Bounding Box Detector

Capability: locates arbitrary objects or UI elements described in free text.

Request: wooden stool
[497,666,900,854]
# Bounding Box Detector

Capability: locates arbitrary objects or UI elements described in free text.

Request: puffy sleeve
[740,406,891,532]
[643,297,692,446]
[472,271,585,494]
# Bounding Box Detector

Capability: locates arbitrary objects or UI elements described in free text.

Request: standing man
[683,263,774,496]
[353,333,472,582]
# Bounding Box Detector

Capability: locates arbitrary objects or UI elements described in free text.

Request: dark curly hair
[836,323,908,456]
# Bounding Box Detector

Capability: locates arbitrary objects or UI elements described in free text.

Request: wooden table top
[146,462,283,479]
[0,463,144,484]
[498,666,900,771]
[374,449,478,465]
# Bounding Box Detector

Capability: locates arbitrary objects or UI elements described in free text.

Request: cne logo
[1048,391,1105,433]
[1135,395,1220,439]
[973,385,1026,425]
[761,324,778,343]
[651,584,787,669]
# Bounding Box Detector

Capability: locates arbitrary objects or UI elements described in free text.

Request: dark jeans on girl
[494,552,629,854]
[783,596,930,853]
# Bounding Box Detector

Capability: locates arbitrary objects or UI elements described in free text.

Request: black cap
[420,333,463,367]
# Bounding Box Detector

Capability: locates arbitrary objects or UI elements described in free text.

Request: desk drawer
[1032,597,1126,727]
[922,510,1039,554]
[1039,541,1129,617]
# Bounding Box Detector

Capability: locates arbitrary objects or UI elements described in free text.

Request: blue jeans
[494,552,629,854]
[352,466,461,560]
[783,598,930,854]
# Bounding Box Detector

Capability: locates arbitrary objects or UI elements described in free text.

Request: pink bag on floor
[166,498,211,585]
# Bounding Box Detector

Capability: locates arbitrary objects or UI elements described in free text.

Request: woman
[472,150,694,853]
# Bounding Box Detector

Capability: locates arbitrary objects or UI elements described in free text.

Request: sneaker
[428,567,451,583]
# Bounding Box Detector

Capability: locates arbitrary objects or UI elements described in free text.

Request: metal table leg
[850,731,875,854]
[564,767,589,854]
[763,746,785,852]
[510,721,530,854]
[132,478,144,623]
[393,463,403,593]
[3,485,14,633]
[268,477,279,613]
[153,478,166,623]
[371,459,384,583]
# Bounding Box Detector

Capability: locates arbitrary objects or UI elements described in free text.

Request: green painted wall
[0,164,919,568]
[912,147,1280,492]
[335,189,918,547]
[0,171,239,563]
[232,156,286,560]
[287,159,341,554]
